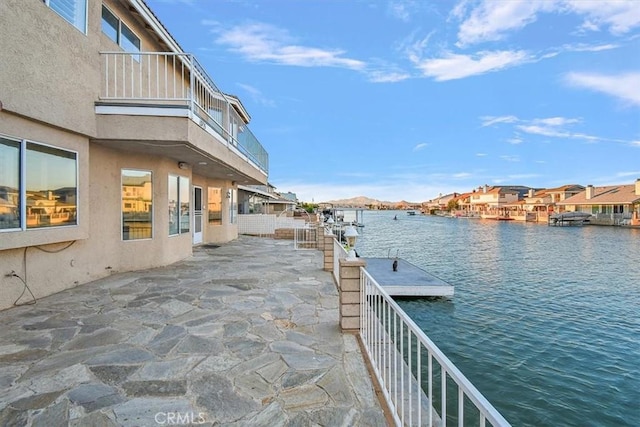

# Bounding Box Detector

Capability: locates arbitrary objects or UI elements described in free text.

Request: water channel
[355,211,640,426]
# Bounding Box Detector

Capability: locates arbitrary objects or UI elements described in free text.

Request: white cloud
[631,141,640,147]
[367,70,412,83]
[563,43,620,52]
[616,170,640,177]
[480,115,519,127]
[212,22,366,70]
[517,124,601,142]
[455,0,552,47]
[453,172,473,178]
[388,0,418,22]
[453,0,640,47]
[563,0,640,35]
[500,155,520,162]
[564,72,640,106]
[478,114,631,144]
[413,143,429,151]
[414,50,530,81]
[532,117,581,126]
[236,83,276,107]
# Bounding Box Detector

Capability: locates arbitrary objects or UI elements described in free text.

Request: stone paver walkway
[0,236,387,426]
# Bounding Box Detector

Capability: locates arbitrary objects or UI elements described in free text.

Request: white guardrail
[359,268,511,427]
[332,233,348,283]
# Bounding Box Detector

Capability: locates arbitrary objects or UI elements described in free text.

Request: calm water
[355,211,640,427]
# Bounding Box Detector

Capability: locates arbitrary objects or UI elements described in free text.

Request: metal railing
[100,51,268,175]
[360,268,511,427]
[293,224,318,250]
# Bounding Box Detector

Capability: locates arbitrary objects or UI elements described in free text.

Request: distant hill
[321,196,422,207]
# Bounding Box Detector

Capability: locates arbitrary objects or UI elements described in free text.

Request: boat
[549,211,591,226]
[407,211,416,216]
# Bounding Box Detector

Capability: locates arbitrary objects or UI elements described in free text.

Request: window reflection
[169,175,189,235]
[169,175,179,235]
[0,138,20,230]
[122,169,152,240]
[180,176,190,234]
[26,142,77,229]
[208,187,222,225]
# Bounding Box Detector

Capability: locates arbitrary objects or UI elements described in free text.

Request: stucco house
[521,185,585,212]
[469,185,529,215]
[556,180,640,226]
[0,0,269,310]
[238,184,297,215]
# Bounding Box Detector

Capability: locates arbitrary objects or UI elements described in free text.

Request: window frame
[121,169,153,241]
[101,4,141,61]
[0,136,21,232]
[1,134,79,232]
[207,187,222,225]
[168,174,190,236]
[44,0,88,34]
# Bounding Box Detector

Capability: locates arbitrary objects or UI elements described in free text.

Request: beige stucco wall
[0,0,100,137]
[95,115,267,184]
[0,138,240,311]
[192,176,238,243]
[0,1,253,311]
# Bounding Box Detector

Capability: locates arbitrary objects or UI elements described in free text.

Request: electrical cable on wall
[10,241,76,307]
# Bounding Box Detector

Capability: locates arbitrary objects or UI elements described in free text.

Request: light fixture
[198,161,208,165]
[178,162,188,170]
[343,225,359,259]
[326,216,334,232]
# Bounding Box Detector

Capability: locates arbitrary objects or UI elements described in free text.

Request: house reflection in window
[26,142,78,229]
[122,169,152,240]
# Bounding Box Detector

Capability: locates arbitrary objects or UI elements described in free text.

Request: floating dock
[363,257,454,297]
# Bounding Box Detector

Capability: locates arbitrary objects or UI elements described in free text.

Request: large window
[208,187,222,225]
[169,175,190,235]
[122,170,152,240]
[0,138,20,230]
[101,5,141,60]
[1,135,78,231]
[44,0,87,33]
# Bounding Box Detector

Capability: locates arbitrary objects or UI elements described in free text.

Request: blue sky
[147,0,640,203]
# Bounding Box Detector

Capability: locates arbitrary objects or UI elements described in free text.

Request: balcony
[96,52,268,183]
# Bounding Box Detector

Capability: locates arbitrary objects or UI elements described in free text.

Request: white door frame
[193,186,203,245]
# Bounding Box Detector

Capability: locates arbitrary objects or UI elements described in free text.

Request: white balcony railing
[99,51,268,175]
[360,268,511,427]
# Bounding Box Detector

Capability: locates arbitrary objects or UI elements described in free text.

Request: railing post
[321,227,334,272]
[338,257,366,332]
[188,54,195,116]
